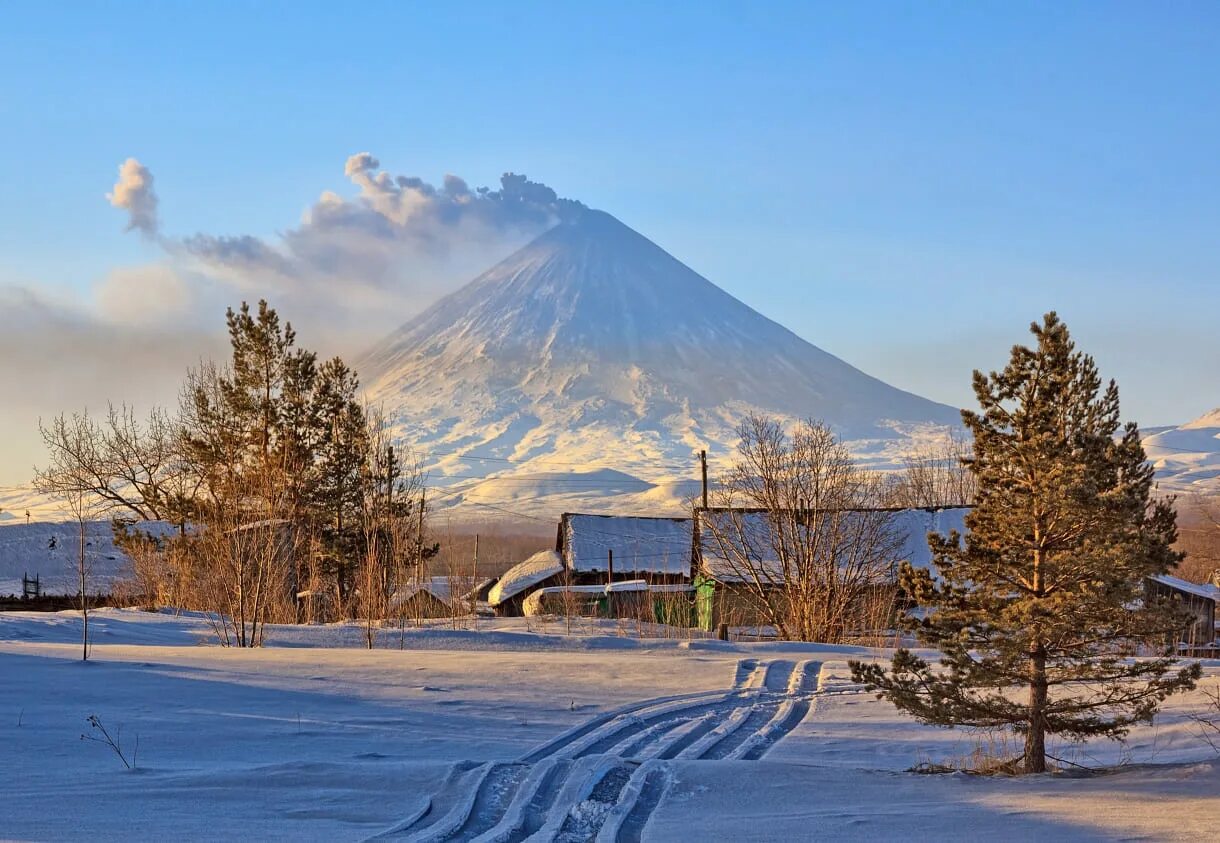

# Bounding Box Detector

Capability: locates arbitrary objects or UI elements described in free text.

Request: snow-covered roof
[520,579,653,616]
[561,513,691,575]
[488,550,564,606]
[1150,574,1220,602]
[391,578,456,607]
[228,518,292,533]
[696,507,970,583]
[890,507,970,569]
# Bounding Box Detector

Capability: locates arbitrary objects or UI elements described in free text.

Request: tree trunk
[79,518,88,662]
[1025,645,1048,773]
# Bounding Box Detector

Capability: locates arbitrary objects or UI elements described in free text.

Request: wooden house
[556,512,692,585]
[1146,575,1218,648]
[691,506,971,630]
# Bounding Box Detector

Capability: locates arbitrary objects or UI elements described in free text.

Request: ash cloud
[105,152,583,348]
[107,158,159,237]
[5,153,580,482]
[171,153,581,294]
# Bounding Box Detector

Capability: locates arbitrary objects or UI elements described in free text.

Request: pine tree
[184,300,315,510]
[223,299,295,467]
[277,345,320,516]
[311,357,369,599]
[850,313,1200,774]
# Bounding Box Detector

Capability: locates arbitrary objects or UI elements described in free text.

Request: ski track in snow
[381,658,823,843]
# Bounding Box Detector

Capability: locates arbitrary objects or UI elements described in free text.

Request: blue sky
[1,2,1218,481]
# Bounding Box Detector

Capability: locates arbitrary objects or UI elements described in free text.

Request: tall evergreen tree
[277,345,320,515]
[311,357,368,594]
[851,313,1200,774]
[185,300,316,510]
[223,300,299,465]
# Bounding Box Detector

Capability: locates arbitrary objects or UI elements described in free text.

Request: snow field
[2,609,1219,841]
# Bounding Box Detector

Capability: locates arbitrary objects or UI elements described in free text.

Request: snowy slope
[359,209,961,517]
[1143,407,1220,494]
[0,520,176,595]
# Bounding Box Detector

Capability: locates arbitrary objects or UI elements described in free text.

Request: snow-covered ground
[0,520,177,596]
[0,521,132,597]
[2,610,1219,841]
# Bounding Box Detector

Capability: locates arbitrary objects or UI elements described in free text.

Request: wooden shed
[487,550,566,617]
[1146,575,1218,648]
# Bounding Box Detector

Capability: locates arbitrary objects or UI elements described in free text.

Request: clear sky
[1,1,1218,484]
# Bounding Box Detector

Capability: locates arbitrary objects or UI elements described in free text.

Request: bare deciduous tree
[700,415,904,642]
[34,416,105,659]
[192,454,298,647]
[1177,494,1220,584]
[35,404,187,522]
[889,431,977,509]
[66,488,102,660]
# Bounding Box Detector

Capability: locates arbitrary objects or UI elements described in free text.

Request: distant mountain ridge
[1143,408,1220,495]
[358,209,962,516]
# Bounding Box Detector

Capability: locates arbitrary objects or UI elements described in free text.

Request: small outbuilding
[1146,574,1218,648]
[488,550,566,616]
[391,579,458,620]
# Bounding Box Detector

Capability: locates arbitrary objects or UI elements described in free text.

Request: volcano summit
[359,209,959,513]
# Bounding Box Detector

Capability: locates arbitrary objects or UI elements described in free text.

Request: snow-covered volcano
[359,209,960,514]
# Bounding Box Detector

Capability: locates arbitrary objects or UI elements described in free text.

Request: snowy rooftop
[1150,574,1220,602]
[521,579,661,616]
[561,513,692,576]
[696,507,970,583]
[391,578,457,607]
[488,550,565,606]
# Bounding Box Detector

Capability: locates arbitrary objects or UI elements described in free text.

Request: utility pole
[472,533,479,631]
[607,548,614,586]
[700,449,708,510]
[415,490,426,583]
[385,445,395,504]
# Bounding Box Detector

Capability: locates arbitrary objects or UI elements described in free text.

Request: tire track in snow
[572,692,747,759]
[377,761,486,841]
[653,711,721,760]
[697,700,781,761]
[731,657,760,688]
[554,763,635,842]
[739,697,812,761]
[491,758,573,842]
[392,659,823,842]
[519,688,727,764]
[763,659,794,690]
[601,764,671,843]
[441,763,529,842]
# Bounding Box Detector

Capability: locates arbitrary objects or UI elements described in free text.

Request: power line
[419,446,706,468]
